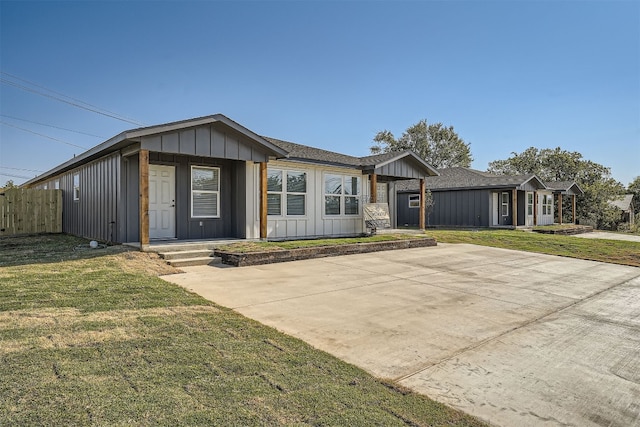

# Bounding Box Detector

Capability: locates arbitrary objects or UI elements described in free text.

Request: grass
[426,229,640,267]
[0,234,485,426]
[217,233,428,253]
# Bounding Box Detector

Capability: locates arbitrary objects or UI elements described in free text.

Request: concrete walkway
[573,230,640,243]
[161,244,640,427]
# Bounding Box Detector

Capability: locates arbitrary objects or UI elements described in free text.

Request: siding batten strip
[139,149,150,249]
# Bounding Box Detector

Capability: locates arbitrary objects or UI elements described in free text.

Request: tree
[370,119,472,168]
[628,176,640,216]
[1,180,16,191]
[488,147,625,229]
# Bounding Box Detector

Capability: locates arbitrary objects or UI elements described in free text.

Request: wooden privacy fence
[0,189,63,236]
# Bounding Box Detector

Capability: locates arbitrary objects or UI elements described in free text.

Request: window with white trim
[542,194,552,215]
[191,166,220,218]
[527,192,534,216]
[54,180,60,190]
[408,194,420,208]
[73,173,80,201]
[501,192,509,216]
[267,169,307,216]
[324,173,361,216]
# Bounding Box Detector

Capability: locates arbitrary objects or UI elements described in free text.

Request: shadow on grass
[0,234,131,267]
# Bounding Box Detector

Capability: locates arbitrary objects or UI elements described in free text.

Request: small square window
[409,195,420,208]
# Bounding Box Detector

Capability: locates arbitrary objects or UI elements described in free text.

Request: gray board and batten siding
[122,152,247,243]
[398,189,494,228]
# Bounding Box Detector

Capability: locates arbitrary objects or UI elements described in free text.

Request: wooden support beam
[558,193,563,225]
[259,162,268,240]
[419,178,426,230]
[139,149,150,249]
[370,173,377,203]
[512,189,518,227]
[572,195,577,224]
[533,192,538,226]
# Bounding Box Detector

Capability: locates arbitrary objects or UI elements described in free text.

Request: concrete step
[152,243,218,253]
[160,249,214,260]
[168,256,222,268]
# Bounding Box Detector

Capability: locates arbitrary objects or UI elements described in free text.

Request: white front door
[376,182,388,204]
[526,192,534,226]
[149,164,176,239]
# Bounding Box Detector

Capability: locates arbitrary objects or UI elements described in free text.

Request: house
[23,114,438,248]
[396,167,583,228]
[608,194,635,226]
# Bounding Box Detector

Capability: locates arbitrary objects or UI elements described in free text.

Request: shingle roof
[544,180,584,195]
[264,137,437,176]
[264,137,361,167]
[608,194,634,211]
[396,167,544,192]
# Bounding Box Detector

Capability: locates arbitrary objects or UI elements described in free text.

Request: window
[54,180,60,190]
[542,194,552,216]
[73,173,80,201]
[191,166,220,218]
[324,174,361,216]
[408,194,420,208]
[527,193,534,216]
[267,169,307,216]
[501,192,509,216]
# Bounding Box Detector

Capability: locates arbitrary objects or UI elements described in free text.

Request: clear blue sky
[1,1,638,186]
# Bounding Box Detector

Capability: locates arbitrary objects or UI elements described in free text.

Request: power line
[0,114,105,139]
[0,166,44,173]
[0,121,87,149]
[0,71,146,126]
[0,171,33,180]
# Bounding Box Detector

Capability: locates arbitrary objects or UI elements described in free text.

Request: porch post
[572,195,577,224]
[558,193,563,224]
[370,173,377,203]
[259,162,268,240]
[139,149,150,249]
[533,192,538,226]
[419,178,426,230]
[512,189,518,227]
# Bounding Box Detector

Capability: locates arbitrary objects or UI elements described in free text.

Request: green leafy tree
[488,147,625,229]
[628,176,640,216]
[371,119,472,168]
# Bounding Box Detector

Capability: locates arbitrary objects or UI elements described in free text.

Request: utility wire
[0,121,87,149]
[0,166,44,173]
[1,72,146,126]
[0,171,33,180]
[0,114,105,139]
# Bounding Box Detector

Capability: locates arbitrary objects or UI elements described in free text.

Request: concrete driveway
[573,231,640,243]
[162,244,640,427]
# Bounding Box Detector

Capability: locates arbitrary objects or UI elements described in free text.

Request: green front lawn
[0,234,485,426]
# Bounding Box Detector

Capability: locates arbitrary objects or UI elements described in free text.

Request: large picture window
[267,168,307,216]
[324,174,361,216]
[191,166,220,218]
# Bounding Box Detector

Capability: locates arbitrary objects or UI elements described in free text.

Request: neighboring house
[396,167,583,228]
[24,114,438,248]
[608,194,635,226]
